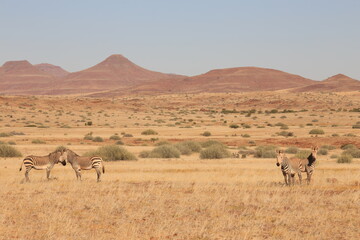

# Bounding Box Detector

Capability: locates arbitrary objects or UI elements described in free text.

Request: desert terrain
[0,91,359,239]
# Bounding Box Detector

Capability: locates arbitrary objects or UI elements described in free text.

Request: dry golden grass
[0,92,359,239]
[1,157,360,240]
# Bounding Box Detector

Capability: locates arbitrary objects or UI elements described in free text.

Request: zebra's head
[58,149,67,166]
[276,150,285,167]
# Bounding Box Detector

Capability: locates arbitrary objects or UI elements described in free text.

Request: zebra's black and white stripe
[19,151,66,182]
[61,148,105,182]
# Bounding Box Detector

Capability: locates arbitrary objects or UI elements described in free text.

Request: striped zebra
[61,148,105,182]
[19,150,66,182]
[276,150,301,185]
[291,146,318,184]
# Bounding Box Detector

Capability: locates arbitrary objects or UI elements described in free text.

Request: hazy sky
[1,0,359,80]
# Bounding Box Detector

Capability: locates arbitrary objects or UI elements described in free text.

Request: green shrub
[320,145,336,150]
[156,141,171,146]
[139,150,151,158]
[146,145,180,158]
[123,134,133,137]
[254,145,277,158]
[229,124,239,129]
[295,150,311,159]
[116,140,124,145]
[276,131,294,137]
[202,131,211,137]
[174,141,202,155]
[109,135,121,140]
[32,139,46,144]
[0,132,10,137]
[141,129,158,135]
[341,144,357,150]
[343,148,360,158]
[84,132,93,140]
[84,145,137,161]
[337,154,352,163]
[317,148,328,155]
[285,146,299,154]
[200,145,231,159]
[309,129,325,135]
[330,154,338,159]
[92,136,104,142]
[201,140,225,148]
[352,124,360,129]
[0,144,22,157]
[241,134,250,138]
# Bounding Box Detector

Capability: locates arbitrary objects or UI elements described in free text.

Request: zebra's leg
[282,171,288,185]
[46,166,52,180]
[290,173,295,186]
[77,169,82,181]
[298,172,302,185]
[95,167,102,182]
[25,167,32,182]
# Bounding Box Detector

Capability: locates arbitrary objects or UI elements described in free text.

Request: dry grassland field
[0,92,360,240]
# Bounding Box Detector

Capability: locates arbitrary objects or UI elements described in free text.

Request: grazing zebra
[276,150,301,185]
[61,148,105,182]
[19,150,66,182]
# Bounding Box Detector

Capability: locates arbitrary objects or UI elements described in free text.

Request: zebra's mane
[307,153,316,166]
[67,149,80,157]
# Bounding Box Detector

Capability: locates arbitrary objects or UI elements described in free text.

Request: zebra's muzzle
[276,162,280,167]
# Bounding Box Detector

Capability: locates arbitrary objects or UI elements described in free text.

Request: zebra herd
[19,148,105,182]
[276,146,318,185]
[19,146,317,185]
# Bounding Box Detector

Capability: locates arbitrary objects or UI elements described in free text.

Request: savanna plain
[0,91,360,240]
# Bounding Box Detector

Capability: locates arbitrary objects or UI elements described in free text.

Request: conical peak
[325,74,354,82]
[101,54,132,65]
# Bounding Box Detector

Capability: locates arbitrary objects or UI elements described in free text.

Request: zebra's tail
[19,160,23,171]
[102,163,105,174]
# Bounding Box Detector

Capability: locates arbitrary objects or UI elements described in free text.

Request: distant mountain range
[0,54,359,95]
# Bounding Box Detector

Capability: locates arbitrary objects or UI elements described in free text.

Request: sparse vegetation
[309,129,325,135]
[143,145,181,158]
[285,146,299,154]
[202,131,211,137]
[141,129,158,135]
[0,144,22,157]
[84,145,137,161]
[337,154,353,163]
[200,144,231,159]
[254,145,277,158]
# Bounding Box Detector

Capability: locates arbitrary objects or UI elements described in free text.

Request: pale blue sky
[1,0,359,80]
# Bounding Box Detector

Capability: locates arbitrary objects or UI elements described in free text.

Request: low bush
[141,129,158,135]
[200,144,231,159]
[276,131,294,137]
[202,131,211,137]
[352,124,360,129]
[0,144,22,157]
[92,136,104,142]
[84,145,137,161]
[309,129,325,135]
[32,139,46,144]
[201,140,225,148]
[155,141,171,146]
[295,150,311,159]
[174,141,202,155]
[254,145,277,158]
[320,145,336,150]
[109,135,121,140]
[342,148,360,158]
[229,124,239,129]
[340,144,357,150]
[285,146,299,154]
[146,145,180,158]
[337,154,352,163]
[317,148,328,155]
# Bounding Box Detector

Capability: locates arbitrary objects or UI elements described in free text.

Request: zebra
[292,146,318,184]
[61,148,105,182]
[276,150,301,185]
[19,150,66,182]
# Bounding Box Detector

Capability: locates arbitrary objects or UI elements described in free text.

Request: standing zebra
[61,148,105,182]
[292,146,318,184]
[19,150,66,182]
[276,150,301,185]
